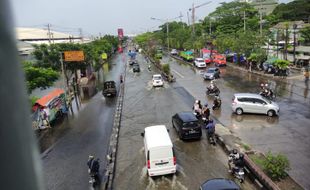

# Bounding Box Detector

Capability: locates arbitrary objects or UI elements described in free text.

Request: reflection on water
[231,114,279,125]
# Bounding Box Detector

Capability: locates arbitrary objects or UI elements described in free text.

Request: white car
[194,58,206,68]
[152,74,164,87]
[170,49,178,56]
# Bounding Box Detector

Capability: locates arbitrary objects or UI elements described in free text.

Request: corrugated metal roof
[16,27,77,40]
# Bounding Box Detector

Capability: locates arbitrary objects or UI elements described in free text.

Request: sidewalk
[215,124,303,190]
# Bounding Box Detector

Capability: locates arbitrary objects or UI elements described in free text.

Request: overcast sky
[10,0,292,37]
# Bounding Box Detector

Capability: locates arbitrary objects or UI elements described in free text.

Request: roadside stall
[31,88,68,130]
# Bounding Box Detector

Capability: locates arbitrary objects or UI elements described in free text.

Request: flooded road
[114,53,256,190]
[41,53,126,190]
[162,55,310,189]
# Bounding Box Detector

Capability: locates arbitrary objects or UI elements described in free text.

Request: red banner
[118,28,124,40]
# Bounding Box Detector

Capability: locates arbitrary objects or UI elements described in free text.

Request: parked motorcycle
[228,151,245,183]
[206,86,220,96]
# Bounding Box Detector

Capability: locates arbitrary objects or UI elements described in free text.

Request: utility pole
[166,22,169,51]
[243,11,246,33]
[293,24,297,65]
[187,11,190,25]
[47,23,52,44]
[209,19,212,35]
[79,28,84,42]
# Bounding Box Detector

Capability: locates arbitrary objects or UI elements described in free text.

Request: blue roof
[184,51,193,55]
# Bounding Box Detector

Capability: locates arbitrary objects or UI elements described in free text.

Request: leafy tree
[274,59,290,69]
[269,0,310,23]
[22,61,59,93]
[299,26,310,44]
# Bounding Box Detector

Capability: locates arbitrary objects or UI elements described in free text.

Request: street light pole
[166,22,169,51]
[293,24,297,65]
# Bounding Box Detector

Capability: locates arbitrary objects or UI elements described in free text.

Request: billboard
[118,28,124,40]
[64,51,84,62]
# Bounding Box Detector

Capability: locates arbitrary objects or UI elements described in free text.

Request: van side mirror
[141,132,144,137]
[167,129,169,132]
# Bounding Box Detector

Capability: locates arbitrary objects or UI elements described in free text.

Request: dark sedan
[172,111,201,140]
[200,178,240,190]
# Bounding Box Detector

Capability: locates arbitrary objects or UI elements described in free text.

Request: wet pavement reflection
[163,55,310,189]
[114,53,256,190]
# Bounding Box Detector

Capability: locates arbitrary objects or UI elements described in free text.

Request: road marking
[172,69,185,78]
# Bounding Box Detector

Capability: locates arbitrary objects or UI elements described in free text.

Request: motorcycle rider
[193,100,202,117]
[228,149,240,172]
[202,103,210,122]
[205,119,215,138]
[87,155,100,183]
[233,153,245,173]
[212,96,221,110]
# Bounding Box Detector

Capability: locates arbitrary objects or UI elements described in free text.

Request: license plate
[189,130,196,134]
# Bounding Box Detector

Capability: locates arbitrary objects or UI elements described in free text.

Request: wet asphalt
[162,55,310,189]
[113,53,256,190]
[41,53,126,190]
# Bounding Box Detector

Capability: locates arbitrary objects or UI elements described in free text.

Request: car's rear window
[153,76,162,80]
[183,121,198,128]
[207,69,215,73]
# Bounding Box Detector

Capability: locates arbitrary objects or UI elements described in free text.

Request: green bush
[162,63,170,75]
[274,59,290,69]
[262,151,290,180]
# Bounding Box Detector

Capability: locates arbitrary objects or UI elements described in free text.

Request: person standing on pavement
[304,67,309,82]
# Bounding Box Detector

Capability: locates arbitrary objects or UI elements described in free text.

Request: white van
[142,125,176,177]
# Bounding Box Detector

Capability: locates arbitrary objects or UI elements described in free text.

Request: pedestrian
[39,107,51,129]
[304,67,309,82]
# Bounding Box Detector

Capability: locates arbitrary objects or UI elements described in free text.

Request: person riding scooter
[228,149,240,172]
[212,96,221,110]
[87,155,100,183]
[206,119,215,136]
[207,81,220,95]
[193,100,202,118]
[233,153,245,173]
[202,103,210,122]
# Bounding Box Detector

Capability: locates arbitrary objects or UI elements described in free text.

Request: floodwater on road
[162,55,310,189]
[114,53,256,190]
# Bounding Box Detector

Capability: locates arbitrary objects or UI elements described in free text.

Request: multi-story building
[240,0,278,16]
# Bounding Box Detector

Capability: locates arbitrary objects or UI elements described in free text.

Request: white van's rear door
[148,147,176,176]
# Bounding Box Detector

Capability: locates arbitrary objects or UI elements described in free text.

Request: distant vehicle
[129,59,137,66]
[213,54,227,66]
[200,178,240,190]
[232,93,279,117]
[170,49,178,56]
[194,58,206,68]
[141,125,177,177]
[155,48,163,59]
[152,74,164,87]
[203,67,220,80]
[172,111,202,140]
[133,63,140,72]
[102,81,117,97]
[180,51,194,62]
[201,48,218,64]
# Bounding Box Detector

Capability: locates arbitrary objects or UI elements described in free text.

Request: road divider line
[172,69,185,78]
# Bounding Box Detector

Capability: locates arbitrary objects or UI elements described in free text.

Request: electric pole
[243,11,246,33]
[47,23,52,44]
[79,28,84,42]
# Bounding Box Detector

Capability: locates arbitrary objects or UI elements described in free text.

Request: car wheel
[267,110,275,117]
[236,108,243,115]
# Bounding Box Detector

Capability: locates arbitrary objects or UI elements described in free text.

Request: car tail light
[147,160,150,169]
[173,157,176,165]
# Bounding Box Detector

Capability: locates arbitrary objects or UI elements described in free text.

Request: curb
[215,125,281,190]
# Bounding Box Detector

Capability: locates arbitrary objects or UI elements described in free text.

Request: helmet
[265,83,268,87]
[89,155,94,159]
[232,149,238,154]
[211,81,214,84]
[239,153,244,159]
[195,100,199,104]
[209,119,213,123]
[204,103,208,107]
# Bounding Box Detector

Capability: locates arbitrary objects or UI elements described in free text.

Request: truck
[102,81,117,97]
[213,54,227,67]
[201,48,218,64]
[155,48,163,59]
[179,51,194,62]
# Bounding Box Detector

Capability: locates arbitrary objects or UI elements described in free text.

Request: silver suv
[232,93,279,117]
